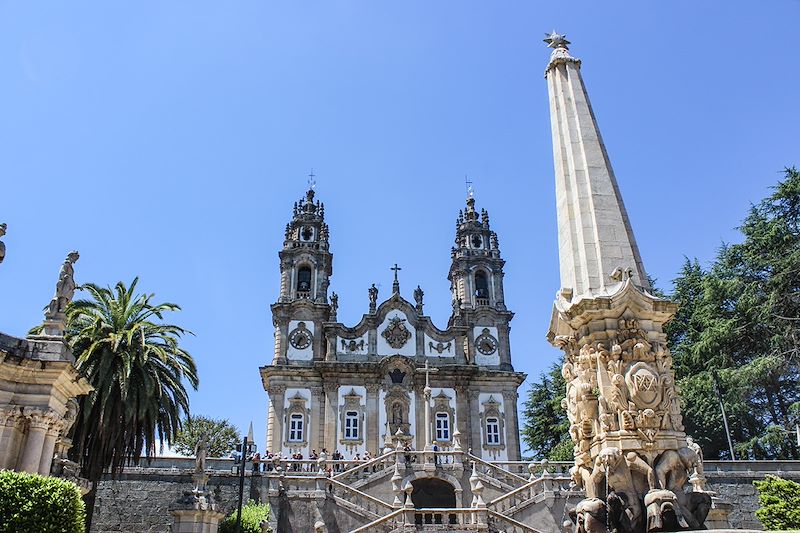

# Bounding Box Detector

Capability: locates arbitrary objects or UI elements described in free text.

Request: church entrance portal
[410,478,457,525]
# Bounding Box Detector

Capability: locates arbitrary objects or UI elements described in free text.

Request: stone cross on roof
[391,263,401,294]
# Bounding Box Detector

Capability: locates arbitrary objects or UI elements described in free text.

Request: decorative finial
[544,30,570,49]
[465,175,474,199]
[307,169,316,191]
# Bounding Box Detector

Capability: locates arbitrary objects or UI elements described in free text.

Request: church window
[485,417,500,445]
[289,413,304,442]
[344,411,359,439]
[301,226,314,241]
[297,266,312,294]
[435,412,450,441]
[475,271,489,301]
[471,234,483,248]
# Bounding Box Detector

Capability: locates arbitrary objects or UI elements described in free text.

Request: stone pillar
[0,407,23,470]
[366,384,380,454]
[323,383,338,453]
[269,386,286,455]
[18,409,50,474]
[502,391,521,461]
[39,419,64,475]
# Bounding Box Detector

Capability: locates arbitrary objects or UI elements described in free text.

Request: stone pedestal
[169,473,225,533]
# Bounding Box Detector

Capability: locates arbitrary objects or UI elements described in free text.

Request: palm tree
[64,278,198,528]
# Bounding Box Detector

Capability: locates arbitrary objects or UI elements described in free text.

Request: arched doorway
[410,478,457,525]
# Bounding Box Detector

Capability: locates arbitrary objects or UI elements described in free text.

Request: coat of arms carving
[381,316,411,349]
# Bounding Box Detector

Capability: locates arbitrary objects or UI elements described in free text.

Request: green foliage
[666,167,800,459]
[520,362,570,459]
[0,470,85,533]
[174,415,240,457]
[219,502,271,533]
[64,278,199,481]
[753,474,800,530]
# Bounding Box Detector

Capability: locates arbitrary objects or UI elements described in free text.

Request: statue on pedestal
[46,251,80,319]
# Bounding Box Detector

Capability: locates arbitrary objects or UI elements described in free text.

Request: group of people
[248,445,423,474]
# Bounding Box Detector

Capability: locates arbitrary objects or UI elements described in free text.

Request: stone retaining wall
[89,459,800,533]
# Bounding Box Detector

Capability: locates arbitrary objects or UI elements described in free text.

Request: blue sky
[1,1,798,455]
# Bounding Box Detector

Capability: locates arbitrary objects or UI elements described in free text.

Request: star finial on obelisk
[543,30,570,49]
[543,30,580,76]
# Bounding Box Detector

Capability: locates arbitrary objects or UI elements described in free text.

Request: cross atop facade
[391,263,402,281]
[391,263,401,294]
[307,169,316,191]
[465,175,474,199]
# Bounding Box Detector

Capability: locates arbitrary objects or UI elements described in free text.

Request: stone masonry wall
[90,458,800,533]
[91,458,263,533]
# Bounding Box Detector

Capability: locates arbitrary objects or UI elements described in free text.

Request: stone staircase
[264,449,571,533]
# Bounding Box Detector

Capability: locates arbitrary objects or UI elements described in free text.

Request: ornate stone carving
[428,341,452,355]
[341,338,365,353]
[288,322,313,350]
[475,328,498,355]
[381,316,411,349]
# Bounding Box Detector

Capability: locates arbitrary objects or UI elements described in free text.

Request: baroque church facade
[260,187,525,462]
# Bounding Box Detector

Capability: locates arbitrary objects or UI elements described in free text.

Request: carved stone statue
[0,223,6,264]
[329,291,338,320]
[195,432,209,473]
[414,285,424,312]
[568,498,608,533]
[368,283,378,312]
[46,251,80,318]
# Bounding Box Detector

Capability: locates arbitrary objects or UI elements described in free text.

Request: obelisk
[543,32,711,532]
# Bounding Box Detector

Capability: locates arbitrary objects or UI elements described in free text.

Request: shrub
[219,501,271,533]
[754,474,800,530]
[0,470,85,533]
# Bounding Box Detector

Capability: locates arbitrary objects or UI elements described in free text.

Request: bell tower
[271,184,333,365]
[448,192,506,311]
[278,186,332,303]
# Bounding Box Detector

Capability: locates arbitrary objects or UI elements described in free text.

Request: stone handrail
[487,509,547,533]
[327,477,395,517]
[348,508,405,533]
[332,450,396,482]
[488,474,572,515]
[466,453,529,490]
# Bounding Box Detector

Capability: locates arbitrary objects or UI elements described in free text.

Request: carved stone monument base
[169,473,224,533]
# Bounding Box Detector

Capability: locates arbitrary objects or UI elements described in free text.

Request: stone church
[260,188,525,462]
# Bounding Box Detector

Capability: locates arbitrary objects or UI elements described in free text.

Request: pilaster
[269,386,286,454]
[366,384,380,454]
[323,383,339,453]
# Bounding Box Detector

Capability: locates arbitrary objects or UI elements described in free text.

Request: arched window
[344,411,359,440]
[474,271,489,301]
[435,412,450,441]
[289,413,304,442]
[485,417,500,445]
[297,265,312,294]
